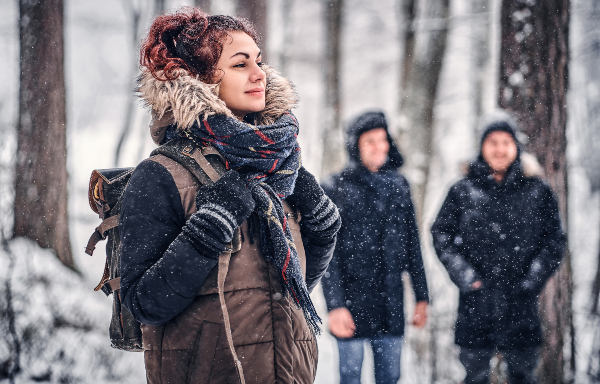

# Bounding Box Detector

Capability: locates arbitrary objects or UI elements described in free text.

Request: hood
[137,65,299,145]
[467,151,544,190]
[345,110,403,171]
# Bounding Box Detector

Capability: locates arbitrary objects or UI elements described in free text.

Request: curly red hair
[140,7,259,82]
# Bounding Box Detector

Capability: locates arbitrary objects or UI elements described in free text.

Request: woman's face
[215,32,266,120]
[481,131,518,174]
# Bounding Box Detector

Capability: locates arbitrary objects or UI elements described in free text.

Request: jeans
[459,347,540,384]
[337,336,403,384]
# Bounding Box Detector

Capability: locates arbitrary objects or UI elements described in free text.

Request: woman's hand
[412,301,428,328]
[182,170,255,256]
[194,170,256,230]
[287,167,326,215]
[328,307,356,338]
[287,167,341,243]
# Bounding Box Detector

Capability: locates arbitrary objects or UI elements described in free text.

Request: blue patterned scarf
[187,112,322,335]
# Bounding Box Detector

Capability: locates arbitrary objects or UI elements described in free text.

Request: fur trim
[137,65,299,139]
[137,69,233,130]
[255,66,299,126]
[461,151,544,178]
[521,152,544,178]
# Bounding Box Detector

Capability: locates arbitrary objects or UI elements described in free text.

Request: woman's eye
[257,61,264,67]
[233,63,246,68]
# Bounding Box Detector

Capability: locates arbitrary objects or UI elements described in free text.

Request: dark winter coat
[119,67,335,383]
[431,155,566,350]
[321,112,429,339]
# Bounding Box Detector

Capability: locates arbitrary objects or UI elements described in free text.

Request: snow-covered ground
[1,0,598,383]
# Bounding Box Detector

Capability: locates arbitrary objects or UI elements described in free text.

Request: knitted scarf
[187,112,322,335]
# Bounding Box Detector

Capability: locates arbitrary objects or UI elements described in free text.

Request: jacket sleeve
[319,181,347,311]
[298,193,341,293]
[430,184,481,292]
[519,183,566,294]
[119,160,218,326]
[401,179,429,303]
[301,229,337,293]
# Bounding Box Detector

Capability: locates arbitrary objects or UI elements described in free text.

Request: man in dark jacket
[431,114,566,384]
[322,111,429,384]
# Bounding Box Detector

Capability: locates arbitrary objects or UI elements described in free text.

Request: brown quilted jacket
[141,152,317,384]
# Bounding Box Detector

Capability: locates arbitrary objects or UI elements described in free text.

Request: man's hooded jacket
[321,111,429,339]
[430,118,566,350]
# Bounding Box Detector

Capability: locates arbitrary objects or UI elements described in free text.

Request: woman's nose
[251,64,266,82]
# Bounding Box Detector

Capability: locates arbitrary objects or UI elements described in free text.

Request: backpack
[85,138,223,352]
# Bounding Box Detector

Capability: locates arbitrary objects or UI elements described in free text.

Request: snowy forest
[0,0,599,383]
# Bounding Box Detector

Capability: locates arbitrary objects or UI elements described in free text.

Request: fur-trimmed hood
[137,65,299,144]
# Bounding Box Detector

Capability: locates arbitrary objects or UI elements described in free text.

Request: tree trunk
[498,1,572,383]
[114,2,142,167]
[320,0,345,177]
[278,0,294,73]
[195,0,211,13]
[155,0,165,14]
[399,0,417,89]
[236,0,268,61]
[15,0,73,269]
[471,0,494,126]
[397,0,450,222]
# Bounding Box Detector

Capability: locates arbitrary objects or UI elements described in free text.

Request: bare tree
[155,0,165,14]
[498,1,572,383]
[397,0,450,222]
[114,1,146,167]
[569,0,600,379]
[195,0,211,13]
[321,0,345,177]
[470,0,494,125]
[399,0,417,90]
[14,0,73,269]
[236,0,268,61]
[573,0,600,316]
[278,0,294,73]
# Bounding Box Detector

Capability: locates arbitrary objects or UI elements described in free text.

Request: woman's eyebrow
[229,52,250,59]
[229,50,262,59]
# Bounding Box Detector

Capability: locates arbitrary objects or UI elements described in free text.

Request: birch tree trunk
[397,0,449,222]
[498,1,572,382]
[15,0,73,268]
[321,0,345,177]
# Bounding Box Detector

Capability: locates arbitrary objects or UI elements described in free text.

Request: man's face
[358,128,390,172]
[481,131,518,173]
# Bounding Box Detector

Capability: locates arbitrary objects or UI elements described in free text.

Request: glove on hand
[287,167,341,242]
[181,170,255,256]
[287,167,326,215]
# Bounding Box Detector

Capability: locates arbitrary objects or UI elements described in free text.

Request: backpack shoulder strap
[151,138,224,185]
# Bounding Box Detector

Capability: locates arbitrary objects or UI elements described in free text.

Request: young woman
[119,8,340,384]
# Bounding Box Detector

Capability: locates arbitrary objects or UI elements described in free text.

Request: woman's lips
[246,88,264,96]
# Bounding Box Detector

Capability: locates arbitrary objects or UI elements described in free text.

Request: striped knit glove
[181,170,255,257]
[287,167,341,243]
